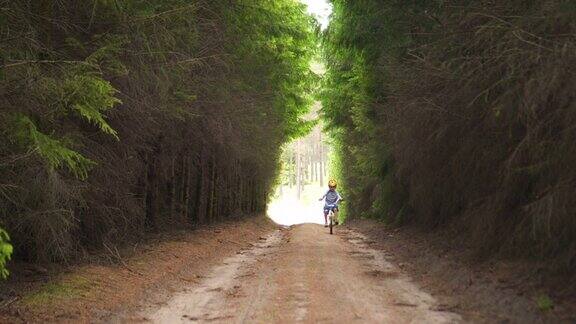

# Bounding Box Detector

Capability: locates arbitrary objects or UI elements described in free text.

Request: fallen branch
[103,242,143,276]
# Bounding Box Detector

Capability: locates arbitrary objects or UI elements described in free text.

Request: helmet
[328,179,337,188]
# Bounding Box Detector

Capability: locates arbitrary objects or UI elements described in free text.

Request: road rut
[140,224,461,323]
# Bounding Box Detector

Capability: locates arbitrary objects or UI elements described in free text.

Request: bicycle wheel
[329,213,333,235]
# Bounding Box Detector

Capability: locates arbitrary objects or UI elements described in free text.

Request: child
[318,179,342,227]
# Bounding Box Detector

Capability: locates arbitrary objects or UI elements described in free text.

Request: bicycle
[325,203,340,235]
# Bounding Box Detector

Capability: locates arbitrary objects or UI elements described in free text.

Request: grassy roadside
[21,274,93,308]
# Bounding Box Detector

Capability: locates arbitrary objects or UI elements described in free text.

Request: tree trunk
[196,148,209,224]
[207,153,216,223]
[296,141,302,199]
[182,155,191,222]
[319,141,324,186]
[145,152,158,231]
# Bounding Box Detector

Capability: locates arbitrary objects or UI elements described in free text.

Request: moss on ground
[22,275,92,306]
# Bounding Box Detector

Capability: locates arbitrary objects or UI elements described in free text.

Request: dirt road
[138,224,461,323]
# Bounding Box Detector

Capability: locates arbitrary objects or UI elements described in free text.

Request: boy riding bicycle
[318,179,343,227]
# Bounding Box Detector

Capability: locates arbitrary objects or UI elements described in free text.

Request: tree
[321,0,576,268]
[0,0,317,270]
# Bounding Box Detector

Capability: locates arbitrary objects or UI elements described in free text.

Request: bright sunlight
[267,100,332,226]
[300,0,332,30]
[268,2,334,226]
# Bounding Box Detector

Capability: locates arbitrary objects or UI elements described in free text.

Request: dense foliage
[0,0,316,270]
[0,228,11,279]
[322,0,576,267]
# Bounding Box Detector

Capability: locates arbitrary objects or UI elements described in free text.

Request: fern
[62,74,122,140]
[0,228,12,279]
[86,34,129,77]
[13,115,96,180]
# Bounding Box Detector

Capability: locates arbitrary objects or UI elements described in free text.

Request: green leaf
[62,74,122,140]
[12,115,97,180]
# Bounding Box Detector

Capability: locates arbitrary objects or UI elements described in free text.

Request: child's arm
[335,192,343,204]
[318,191,327,201]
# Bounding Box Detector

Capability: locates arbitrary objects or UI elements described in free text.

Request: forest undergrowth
[321,0,576,270]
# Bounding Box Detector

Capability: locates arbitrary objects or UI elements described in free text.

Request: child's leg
[323,209,329,226]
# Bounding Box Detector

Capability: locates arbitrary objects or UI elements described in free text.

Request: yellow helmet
[328,179,337,188]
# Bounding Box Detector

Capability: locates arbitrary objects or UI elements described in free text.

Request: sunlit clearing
[268,183,327,226]
[267,101,331,226]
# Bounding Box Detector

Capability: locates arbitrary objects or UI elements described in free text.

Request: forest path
[139,224,461,323]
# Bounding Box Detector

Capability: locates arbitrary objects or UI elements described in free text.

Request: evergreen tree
[0,0,316,274]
